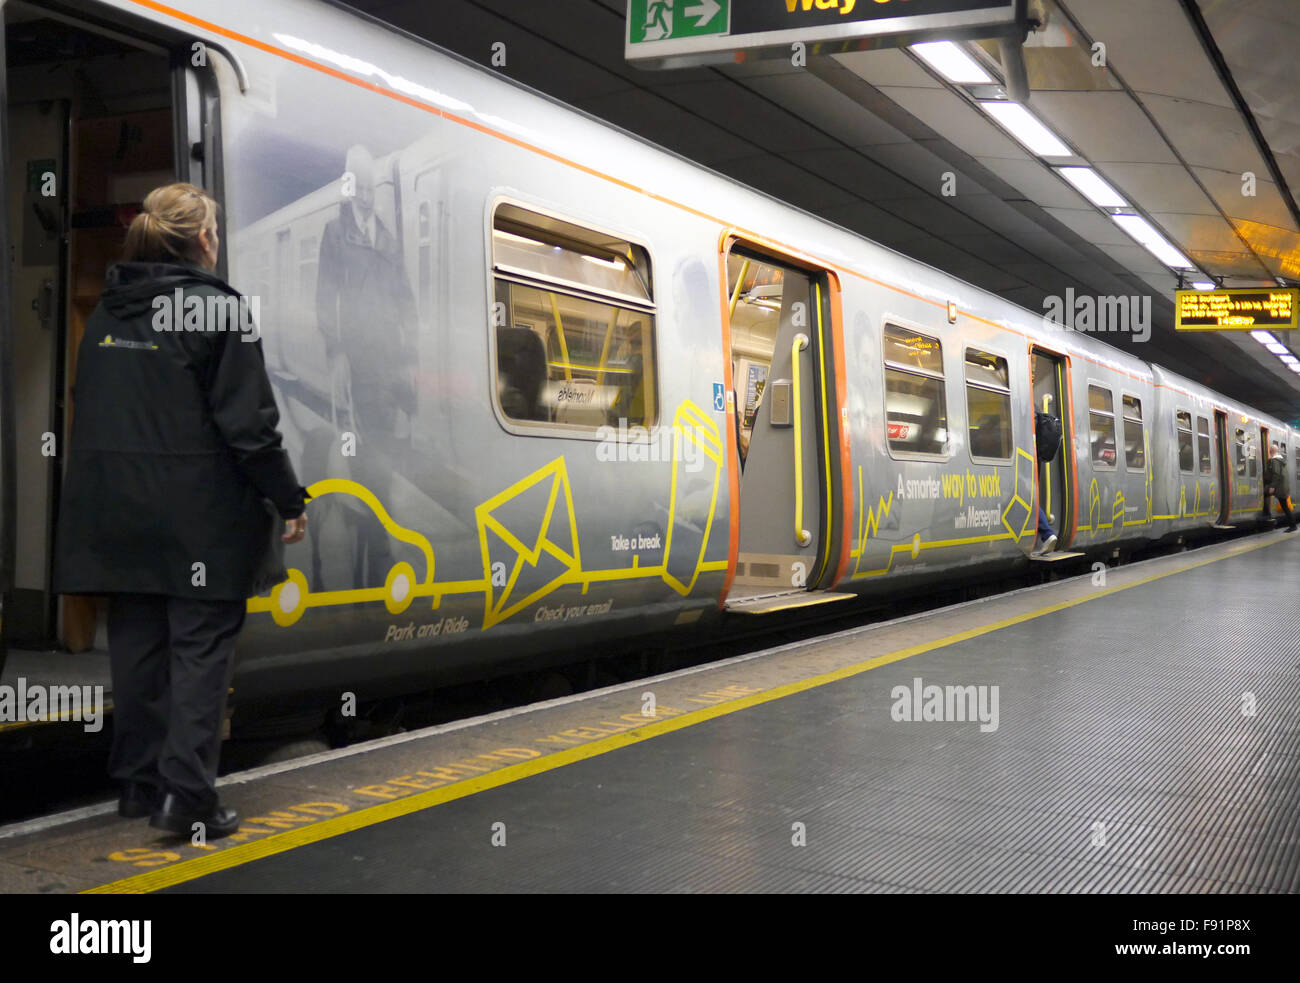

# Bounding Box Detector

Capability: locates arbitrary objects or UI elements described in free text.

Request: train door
[722,244,849,613]
[2,6,213,652]
[1260,425,1272,521]
[1213,410,1232,525]
[4,97,67,649]
[1030,348,1071,546]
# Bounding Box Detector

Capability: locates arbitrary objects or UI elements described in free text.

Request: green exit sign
[628,0,729,44]
[627,0,1021,69]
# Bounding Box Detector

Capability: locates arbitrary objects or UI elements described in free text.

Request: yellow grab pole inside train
[547,292,572,381]
[729,259,751,319]
[1042,393,1052,509]
[595,308,619,385]
[793,332,811,548]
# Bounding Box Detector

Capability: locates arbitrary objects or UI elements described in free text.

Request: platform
[2,531,1298,894]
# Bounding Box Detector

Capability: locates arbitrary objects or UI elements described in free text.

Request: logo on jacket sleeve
[99,334,159,351]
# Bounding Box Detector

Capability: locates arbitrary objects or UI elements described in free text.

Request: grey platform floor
[166,539,1300,893]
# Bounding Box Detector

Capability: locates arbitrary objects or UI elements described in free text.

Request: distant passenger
[1031,364,1062,555]
[1262,442,1297,533]
[54,183,309,839]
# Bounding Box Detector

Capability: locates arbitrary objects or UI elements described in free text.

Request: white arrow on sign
[685,0,722,29]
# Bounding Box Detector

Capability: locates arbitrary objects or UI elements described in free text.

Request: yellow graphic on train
[248,399,726,629]
[850,448,1036,578]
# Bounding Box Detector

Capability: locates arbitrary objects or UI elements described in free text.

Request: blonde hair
[122,182,219,264]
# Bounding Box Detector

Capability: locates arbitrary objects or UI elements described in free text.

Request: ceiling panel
[778,147,940,201]
[1061,0,1235,108]
[1097,162,1219,215]
[647,79,843,152]
[875,86,1029,161]
[833,49,938,88]
[1183,249,1273,280]
[1042,207,1134,246]
[737,73,912,147]
[1031,91,1180,164]
[1150,213,1248,254]
[1193,168,1299,231]
[1140,95,1266,174]
[974,157,1093,211]
[1097,242,1175,276]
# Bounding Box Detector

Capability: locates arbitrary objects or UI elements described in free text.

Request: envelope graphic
[475,457,582,629]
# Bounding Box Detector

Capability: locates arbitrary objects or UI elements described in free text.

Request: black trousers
[1262,491,1298,530]
[106,594,247,812]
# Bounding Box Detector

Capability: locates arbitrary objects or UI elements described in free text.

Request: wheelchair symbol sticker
[713,383,725,412]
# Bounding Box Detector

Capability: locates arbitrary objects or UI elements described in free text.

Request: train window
[491,203,656,430]
[1234,428,1247,477]
[1176,411,1194,473]
[1295,446,1299,480]
[1122,395,1145,470]
[884,325,948,457]
[964,349,1011,460]
[1248,430,1259,479]
[1088,385,1116,467]
[1197,416,1212,474]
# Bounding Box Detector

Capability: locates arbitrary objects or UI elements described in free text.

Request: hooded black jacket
[53,262,308,601]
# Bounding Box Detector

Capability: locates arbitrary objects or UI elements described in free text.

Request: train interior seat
[496,325,548,422]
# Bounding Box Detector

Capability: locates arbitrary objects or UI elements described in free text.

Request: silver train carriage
[2,0,1294,707]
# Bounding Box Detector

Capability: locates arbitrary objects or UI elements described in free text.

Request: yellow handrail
[792,333,811,547]
[595,308,619,386]
[547,293,572,381]
[1042,393,1051,510]
[728,259,751,318]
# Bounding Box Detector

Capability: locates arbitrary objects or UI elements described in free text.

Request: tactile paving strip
[164,542,1300,893]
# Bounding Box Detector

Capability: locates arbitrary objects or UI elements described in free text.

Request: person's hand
[1267,487,1274,495]
[283,514,307,544]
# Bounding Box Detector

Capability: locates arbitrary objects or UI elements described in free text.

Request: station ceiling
[340,0,1300,421]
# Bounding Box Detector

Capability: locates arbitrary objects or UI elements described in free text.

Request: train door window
[1122,395,1145,470]
[417,201,432,317]
[884,325,948,458]
[1176,411,1194,473]
[1295,445,1299,480]
[964,349,1012,461]
[491,202,656,431]
[1234,428,1248,476]
[1087,385,1116,467]
[1248,429,1259,479]
[1197,416,1212,474]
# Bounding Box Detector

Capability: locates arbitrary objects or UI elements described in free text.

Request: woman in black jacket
[54,183,308,839]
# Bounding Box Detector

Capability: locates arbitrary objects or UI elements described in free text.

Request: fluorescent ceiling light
[1191,281,1216,291]
[1290,363,1300,373]
[1252,330,1279,344]
[911,41,993,84]
[979,102,1072,156]
[1281,354,1300,365]
[1057,167,1127,208]
[1267,343,1289,354]
[1112,214,1194,268]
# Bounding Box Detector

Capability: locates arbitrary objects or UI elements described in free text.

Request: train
[2,0,1294,717]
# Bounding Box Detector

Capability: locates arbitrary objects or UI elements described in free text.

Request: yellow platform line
[83,533,1288,894]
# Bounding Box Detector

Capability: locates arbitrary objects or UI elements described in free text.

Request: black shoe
[149,792,240,840]
[1286,526,1297,534]
[118,783,161,819]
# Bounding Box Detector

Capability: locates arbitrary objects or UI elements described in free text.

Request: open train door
[1030,347,1075,552]
[0,13,14,676]
[1212,410,1232,527]
[720,239,852,614]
